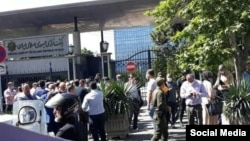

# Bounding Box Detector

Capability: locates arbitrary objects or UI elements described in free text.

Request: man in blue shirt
[34,80,48,99]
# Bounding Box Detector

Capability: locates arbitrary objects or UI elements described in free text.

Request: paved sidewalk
[109,105,187,141]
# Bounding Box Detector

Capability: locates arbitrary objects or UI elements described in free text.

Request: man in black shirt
[76,79,89,104]
[176,70,188,127]
[45,93,86,141]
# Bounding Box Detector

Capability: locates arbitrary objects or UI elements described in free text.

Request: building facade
[114,25,154,59]
[114,26,155,73]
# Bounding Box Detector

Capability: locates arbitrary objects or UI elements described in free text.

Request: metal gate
[1,71,67,91]
[113,49,157,77]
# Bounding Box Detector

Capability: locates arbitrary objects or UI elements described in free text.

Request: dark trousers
[217,90,227,125]
[151,113,169,141]
[179,98,186,123]
[89,113,107,141]
[129,98,140,129]
[186,104,203,125]
[5,104,13,113]
[168,101,177,125]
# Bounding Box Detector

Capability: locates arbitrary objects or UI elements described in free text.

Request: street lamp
[69,44,74,55]
[99,41,112,77]
[100,41,109,53]
[66,44,76,80]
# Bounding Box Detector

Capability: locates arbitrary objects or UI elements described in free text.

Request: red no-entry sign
[126,61,136,73]
[0,46,7,63]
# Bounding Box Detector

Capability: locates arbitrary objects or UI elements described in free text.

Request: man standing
[165,73,178,127]
[146,69,157,130]
[33,80,48,99]
[82,81,107,141]
[15,83,37,101]
[75,79,89,141]
[45,93,84,141]
[4,82,16,113]
[176,70,188,127]
[151,77,169,141]
[125,75,141,130]
[242,62,250,92]
[180,73,207,125]
[76,79,89,104]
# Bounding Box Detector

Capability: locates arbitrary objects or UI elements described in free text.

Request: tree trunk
[232,33,250,86]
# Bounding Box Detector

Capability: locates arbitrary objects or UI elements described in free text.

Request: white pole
[107,53,112,78]
[72,56,76,80]
[67,58,70,81]
[101,54,104,77]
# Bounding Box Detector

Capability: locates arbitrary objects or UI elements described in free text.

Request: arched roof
[0,0,159,39]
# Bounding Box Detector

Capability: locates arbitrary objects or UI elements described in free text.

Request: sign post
[0,45,6,114]
[126,61,136,73]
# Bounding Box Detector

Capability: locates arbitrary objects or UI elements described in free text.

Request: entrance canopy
[0,0,159,39]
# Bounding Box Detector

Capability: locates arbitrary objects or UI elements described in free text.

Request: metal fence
[113,49,156,77]
[1,71,67,91]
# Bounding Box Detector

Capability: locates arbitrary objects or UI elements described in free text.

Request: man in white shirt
[180,73,207,125]
[81,81,107,141]
[146,69,157,131]
[125,74,141,129]
[4,82,16,113]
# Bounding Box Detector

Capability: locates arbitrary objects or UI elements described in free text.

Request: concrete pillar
[101,52,112,78]
[73,31,81,56]
[72,17,82,79]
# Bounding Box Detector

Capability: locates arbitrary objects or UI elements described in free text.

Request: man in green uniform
[151,77,169,141]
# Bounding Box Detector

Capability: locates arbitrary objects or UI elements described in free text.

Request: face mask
[167,77,172,82]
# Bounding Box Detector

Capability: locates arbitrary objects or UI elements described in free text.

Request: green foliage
[99,81,132,119]
[151,46,180,77]
[146,0,250,72]
[152,56,168,76]
[224,80,250,124]
[81,48,93,55]
[132,71,146,87]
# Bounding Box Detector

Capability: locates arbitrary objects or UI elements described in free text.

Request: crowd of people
[1,62,250,141]
[148,63,250,141]
[1,73,145,141]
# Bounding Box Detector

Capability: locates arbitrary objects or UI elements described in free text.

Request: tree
[152,55,168,76]
[81,48,93,55]
[152,45,178,77]
[146,0,250,84]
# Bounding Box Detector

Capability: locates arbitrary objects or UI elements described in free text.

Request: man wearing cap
[151,77,169,141]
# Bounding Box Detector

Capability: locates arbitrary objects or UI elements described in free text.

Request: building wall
[114,25,155,73]
[5,57,68,75]
[114,25,154,60]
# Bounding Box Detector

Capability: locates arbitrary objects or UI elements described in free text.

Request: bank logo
[7,41,16,52]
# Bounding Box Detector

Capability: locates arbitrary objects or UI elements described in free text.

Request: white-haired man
[180,73,207,125]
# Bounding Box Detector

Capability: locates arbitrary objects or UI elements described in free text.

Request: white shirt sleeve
[81,95,89,112]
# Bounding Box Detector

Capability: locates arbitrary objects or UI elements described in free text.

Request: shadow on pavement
[107,105,187,141]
